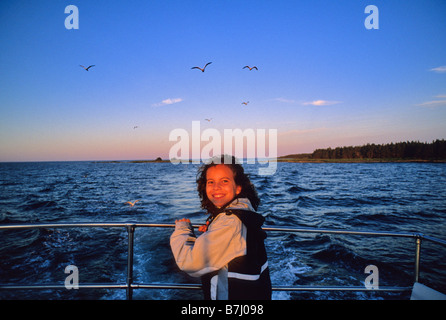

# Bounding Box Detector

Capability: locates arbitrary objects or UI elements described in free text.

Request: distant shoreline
[276,157,446,163]
[92,158,446,164]
[278,139,446,163]
[94,159,169,164]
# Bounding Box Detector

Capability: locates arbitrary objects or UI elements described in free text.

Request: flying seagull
[242,101,249,105]
[192,62,212,72]
[80,65,95,71]
[243,66,258,71]
[133,126,139,129]
[125,200,140,207]
[205,118,213,122]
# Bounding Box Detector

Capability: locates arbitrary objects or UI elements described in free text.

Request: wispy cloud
[417,100,446,108]
[417,94,446,108]
[152,98,183,107]
[430,66,446,73]
[302,100,342,106]
[273,98,342,106]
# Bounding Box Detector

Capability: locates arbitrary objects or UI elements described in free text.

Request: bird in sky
[133,126,139,129]
[192,62,212,72]
[80,65,95,71]
[242,101,249,105]
[205,118,213,122]
[243,66,258,71]
[125,200,140,207]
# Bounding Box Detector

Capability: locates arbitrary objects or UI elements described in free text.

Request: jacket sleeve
[170,214,246,278]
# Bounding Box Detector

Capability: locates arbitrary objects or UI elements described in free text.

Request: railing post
[414,234,422,283]
[126,224,135,300]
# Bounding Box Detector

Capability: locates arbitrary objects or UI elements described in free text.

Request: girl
[170,155,272,300]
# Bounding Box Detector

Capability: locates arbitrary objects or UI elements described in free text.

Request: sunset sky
[1,0,445,162]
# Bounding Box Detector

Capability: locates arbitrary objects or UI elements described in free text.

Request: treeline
[307,140,446,160]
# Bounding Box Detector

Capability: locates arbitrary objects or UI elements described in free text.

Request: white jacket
[170,198,271,300]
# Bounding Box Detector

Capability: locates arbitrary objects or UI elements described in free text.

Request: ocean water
[0,161,445,300]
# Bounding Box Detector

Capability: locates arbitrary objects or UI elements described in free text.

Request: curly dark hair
[196,155,260,214]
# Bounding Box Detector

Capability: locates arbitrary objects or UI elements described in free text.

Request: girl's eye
[207,180,214,185]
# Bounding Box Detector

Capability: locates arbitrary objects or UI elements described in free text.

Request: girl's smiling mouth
[212,193,225,198]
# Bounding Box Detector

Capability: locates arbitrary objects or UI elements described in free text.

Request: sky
[0,0,445,162]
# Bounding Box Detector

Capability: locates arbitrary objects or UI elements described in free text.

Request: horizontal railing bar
[132,284,411,292]
[422,234,446,246]
[0,283,411,292]
[0,284,127,290]
[0,222,135,229]
[131,283,202,290]
[1,222,443,245]
[262,226,419,239]
[272,285,412,292]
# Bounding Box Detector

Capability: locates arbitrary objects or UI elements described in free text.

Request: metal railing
[1,221,446,299]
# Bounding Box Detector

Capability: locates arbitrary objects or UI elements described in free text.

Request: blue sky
[0,0,445,161]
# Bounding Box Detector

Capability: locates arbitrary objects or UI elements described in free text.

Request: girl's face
[206,164,242,208]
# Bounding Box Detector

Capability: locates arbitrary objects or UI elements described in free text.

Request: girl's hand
[175,218,191,223]
[198,220,210,232]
